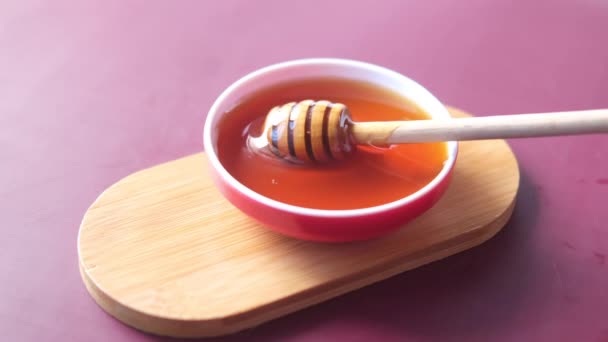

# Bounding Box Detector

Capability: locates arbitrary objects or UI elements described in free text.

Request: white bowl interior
[203,58,458,218]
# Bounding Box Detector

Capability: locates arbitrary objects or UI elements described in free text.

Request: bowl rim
[203,58,458,218]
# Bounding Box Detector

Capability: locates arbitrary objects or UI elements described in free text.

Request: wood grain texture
[78,108,520,338]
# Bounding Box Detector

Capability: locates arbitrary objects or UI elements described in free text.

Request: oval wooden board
[78,108,520,338]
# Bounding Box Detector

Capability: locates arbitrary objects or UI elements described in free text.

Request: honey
[216,77,448,210]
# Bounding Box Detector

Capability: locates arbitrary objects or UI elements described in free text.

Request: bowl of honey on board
[204,58,458,242]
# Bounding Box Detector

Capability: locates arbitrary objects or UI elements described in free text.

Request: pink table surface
[2,1,608,341]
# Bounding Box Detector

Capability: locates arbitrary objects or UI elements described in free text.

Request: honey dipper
[250,100,608,164]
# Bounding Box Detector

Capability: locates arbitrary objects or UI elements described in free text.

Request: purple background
[2,0,607,341]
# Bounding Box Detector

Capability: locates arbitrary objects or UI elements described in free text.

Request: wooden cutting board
[78,107,520,338]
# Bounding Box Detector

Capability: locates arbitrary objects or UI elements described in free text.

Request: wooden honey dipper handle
[259,100,608,164]
[352,109,608,145]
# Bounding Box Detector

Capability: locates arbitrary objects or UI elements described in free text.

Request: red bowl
[203,58,458,242]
